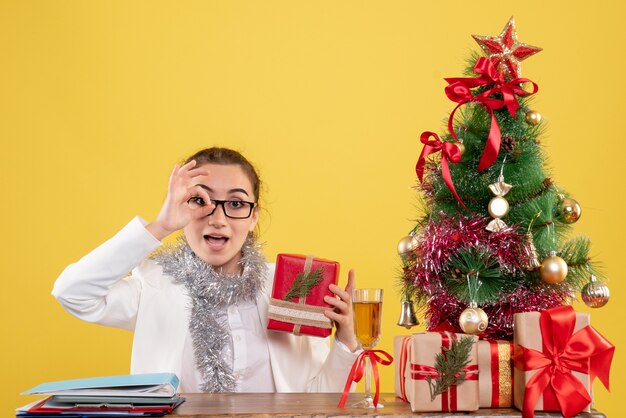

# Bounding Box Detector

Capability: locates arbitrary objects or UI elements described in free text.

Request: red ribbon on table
[409,332,478,411]
[415,131,466,209]
[444,57,538,172]
[512,305,614,418]
[337,349,393,408]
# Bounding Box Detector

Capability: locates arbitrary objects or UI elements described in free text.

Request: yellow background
[1,1,624,416]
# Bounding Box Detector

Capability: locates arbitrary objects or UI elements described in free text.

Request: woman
[52,147,359,393]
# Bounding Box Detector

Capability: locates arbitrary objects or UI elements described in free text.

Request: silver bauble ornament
[459,303,489,335]
[581,275,610,308]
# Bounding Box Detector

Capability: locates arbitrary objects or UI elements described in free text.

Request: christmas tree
[399,17,610,340]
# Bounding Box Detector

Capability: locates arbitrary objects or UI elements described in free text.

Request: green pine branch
[283,266,325,302]
[443,246,513,304]
[560,236,604,289]
[426,336,475,401]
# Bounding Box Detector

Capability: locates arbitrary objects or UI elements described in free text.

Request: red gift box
[267,254,339,337]
[512,306,614,418]
[477,339,514,408]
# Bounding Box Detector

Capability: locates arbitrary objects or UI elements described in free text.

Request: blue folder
[22,373,179,397]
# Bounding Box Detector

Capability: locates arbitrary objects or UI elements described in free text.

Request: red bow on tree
[512,305,614,418]
[445,57,538,172]
[415,131,466,209]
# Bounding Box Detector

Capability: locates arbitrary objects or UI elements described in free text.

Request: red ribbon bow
[444,57,538,172]
[431,321,457,333]
[415,131,466,209]
[512,305,614,418]
[337,349,393,408]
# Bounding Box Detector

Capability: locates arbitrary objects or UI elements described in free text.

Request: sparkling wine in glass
[352,288,383,408]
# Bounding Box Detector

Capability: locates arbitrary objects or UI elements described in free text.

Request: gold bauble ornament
[397,235,418,255]
[525,110,542,125]
[459,303,489,335]
[559,197,582,224]
[488,196,510,218]
[581,275,610,308]
[539,251,568,284]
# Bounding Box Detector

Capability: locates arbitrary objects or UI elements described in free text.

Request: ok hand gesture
[147,160,215,240]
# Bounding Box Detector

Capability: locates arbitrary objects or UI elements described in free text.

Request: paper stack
[17,373,183,417]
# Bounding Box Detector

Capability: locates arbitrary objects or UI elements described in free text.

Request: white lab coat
[52,217,358,393]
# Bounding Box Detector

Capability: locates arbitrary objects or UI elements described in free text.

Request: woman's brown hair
[184,147,261,201]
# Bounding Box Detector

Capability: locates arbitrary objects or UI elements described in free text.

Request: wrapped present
[477,339,513,408]
[403,332,480,412]
[512,306,614,418]
[393,335,411,401]
[267,254,339,337]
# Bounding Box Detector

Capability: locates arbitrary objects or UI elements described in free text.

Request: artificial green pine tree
[399,17,609,339]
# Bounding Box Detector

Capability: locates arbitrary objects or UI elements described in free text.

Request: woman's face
[184,163,259,274]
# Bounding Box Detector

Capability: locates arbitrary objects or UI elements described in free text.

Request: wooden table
[172,393,605,417]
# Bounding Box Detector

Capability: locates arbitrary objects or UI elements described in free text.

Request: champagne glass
[352,288,384,408]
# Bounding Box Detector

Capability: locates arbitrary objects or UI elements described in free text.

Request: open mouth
[203,234,229,247]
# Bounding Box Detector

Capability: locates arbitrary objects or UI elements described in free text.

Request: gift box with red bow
[266,254,339,337]
[512,306,614,418]
[395,332,480,412]
[477,339,514,408]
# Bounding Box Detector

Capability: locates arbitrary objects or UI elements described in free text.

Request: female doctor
[52,147,360,393]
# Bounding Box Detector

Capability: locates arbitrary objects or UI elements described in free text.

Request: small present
[267,254,339,337]
[404,332,479,412]
[512,306,614,418]
[393,335,412,401]
[477,339,514,408]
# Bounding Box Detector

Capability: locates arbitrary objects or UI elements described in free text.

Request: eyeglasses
[190,197,256,219]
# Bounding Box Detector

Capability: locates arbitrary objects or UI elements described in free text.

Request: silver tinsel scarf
[152,236,267,392]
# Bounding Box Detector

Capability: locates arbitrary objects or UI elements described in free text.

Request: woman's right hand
[146,160,215,240]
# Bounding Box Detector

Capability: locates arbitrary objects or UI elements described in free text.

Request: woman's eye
[227,201,243,209]
[191,197,205,206]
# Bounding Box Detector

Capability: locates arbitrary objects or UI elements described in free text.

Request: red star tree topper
[472,16,542,79]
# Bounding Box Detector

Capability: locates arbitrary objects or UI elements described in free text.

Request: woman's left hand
[324,269,359,352]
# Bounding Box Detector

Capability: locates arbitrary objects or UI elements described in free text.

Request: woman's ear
[248,206,260,232]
